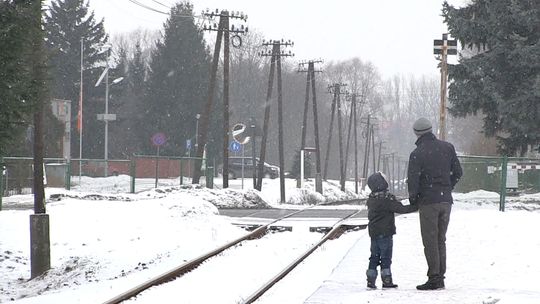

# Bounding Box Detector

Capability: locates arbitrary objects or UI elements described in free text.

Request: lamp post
[95,43,119,177]
[195,113,200,150]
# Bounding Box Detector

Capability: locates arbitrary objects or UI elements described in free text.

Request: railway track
[102,202,366,304]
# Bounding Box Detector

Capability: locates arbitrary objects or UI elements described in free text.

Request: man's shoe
[416,277,444,290]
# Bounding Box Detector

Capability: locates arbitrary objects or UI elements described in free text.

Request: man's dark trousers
[419,202,452,279]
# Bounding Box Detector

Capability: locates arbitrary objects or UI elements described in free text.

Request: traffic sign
[186,139,192,150]
[232,123,251,144]
[230,141,241,152]
[151,133,167,146]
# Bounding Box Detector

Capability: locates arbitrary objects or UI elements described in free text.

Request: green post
[65,159,71,190]
[130,157,136,194]
[0,157,4,211]
[499,156,507,212]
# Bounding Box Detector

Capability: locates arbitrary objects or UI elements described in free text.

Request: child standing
[366,172,417,289]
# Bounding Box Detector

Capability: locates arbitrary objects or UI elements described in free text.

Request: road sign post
[232,123,251,189]
[151,133,167,188]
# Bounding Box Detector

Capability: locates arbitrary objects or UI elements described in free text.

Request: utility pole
[344,93,366,179]
[362,114,371,180]
[433,33,457,141]
[194,9,248,185]
[297,59,323,193]
[250,117,257,189]
[29,0,50,278]
[371,124,376,174]
[256,39,294,204]
[323,83,347,190]
[222,13,231,188]
[353,94,359,194]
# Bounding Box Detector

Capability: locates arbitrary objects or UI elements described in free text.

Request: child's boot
[366,269,377,289]
[381,268,398,288]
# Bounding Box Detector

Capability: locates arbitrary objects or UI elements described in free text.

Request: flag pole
[78,38,84,187]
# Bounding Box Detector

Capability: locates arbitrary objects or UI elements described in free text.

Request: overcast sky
[86,0,468,78]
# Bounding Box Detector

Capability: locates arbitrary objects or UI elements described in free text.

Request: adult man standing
[407,118,462,290]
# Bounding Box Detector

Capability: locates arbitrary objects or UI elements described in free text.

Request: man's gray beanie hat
[413,118,432,136]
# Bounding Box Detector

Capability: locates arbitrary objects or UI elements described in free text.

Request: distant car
[220,157,279,179]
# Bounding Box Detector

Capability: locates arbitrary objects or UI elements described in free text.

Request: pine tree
[443,0,540,155]
[109,42,146,158]
[45,0,109,158]
[143,2,217,156]
[0,1,34,157]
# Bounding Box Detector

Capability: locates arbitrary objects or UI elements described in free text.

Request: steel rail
[241,209,364,304]
[101,204,326,304]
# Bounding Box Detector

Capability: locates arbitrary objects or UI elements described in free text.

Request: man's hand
[409,196,418,206]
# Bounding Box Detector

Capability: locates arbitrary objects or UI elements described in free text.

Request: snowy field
[1,176,540,303]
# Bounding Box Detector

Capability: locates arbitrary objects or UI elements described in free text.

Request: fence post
[130,157,136,194]
[499,156,507,212]
[65,159,71,190]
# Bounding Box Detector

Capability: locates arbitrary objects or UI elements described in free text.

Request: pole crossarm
[297,59,323,73]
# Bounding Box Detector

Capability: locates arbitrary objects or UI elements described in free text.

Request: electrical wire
[126,0,206,19]
[127,0,168,15]
[149,0,171,9]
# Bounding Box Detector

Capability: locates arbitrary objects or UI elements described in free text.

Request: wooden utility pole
[256,43,277,192]
[29,0,50,278]
[433,33,457,141]
[323,88,337,180]
[256,39,294,204]
[297,59,323,193]
[323,83,347,189]
[222,13,231,188]
[193,9,248,185]
[344,93,354,176]
[353,94,359,194]
[362,114,371,179]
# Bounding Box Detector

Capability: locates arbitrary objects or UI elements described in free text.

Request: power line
[125,0,205,19]
[127,0,168,15]
[149,0,170,10]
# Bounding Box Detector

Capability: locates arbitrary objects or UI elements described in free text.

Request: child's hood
[367,172,389,192]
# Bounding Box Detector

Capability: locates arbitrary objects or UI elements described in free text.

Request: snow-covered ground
[1,176,539,303]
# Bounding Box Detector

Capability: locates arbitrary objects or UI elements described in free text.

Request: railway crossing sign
[433,33,457,55]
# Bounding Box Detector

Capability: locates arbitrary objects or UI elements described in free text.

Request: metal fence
[0,156,214,208]
[455,155,540,211]
[2,155,539,211]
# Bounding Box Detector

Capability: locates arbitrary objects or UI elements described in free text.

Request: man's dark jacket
[407,132,463,205]
[367,172,418,238]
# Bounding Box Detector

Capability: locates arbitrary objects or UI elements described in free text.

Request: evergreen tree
[0,0,62,159]
[45,0,109,158]
[144,2,218,156]
[109,42,146,158]
[0,1,34,157]
[443,0,540,155]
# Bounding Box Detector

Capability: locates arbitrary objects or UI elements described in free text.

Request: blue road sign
[186,139,192,150]
[230,141,241,152]
[151,133,166,146]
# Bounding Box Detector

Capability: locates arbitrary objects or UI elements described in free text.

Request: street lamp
[195,113,201,149]
[95,43,117,177]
